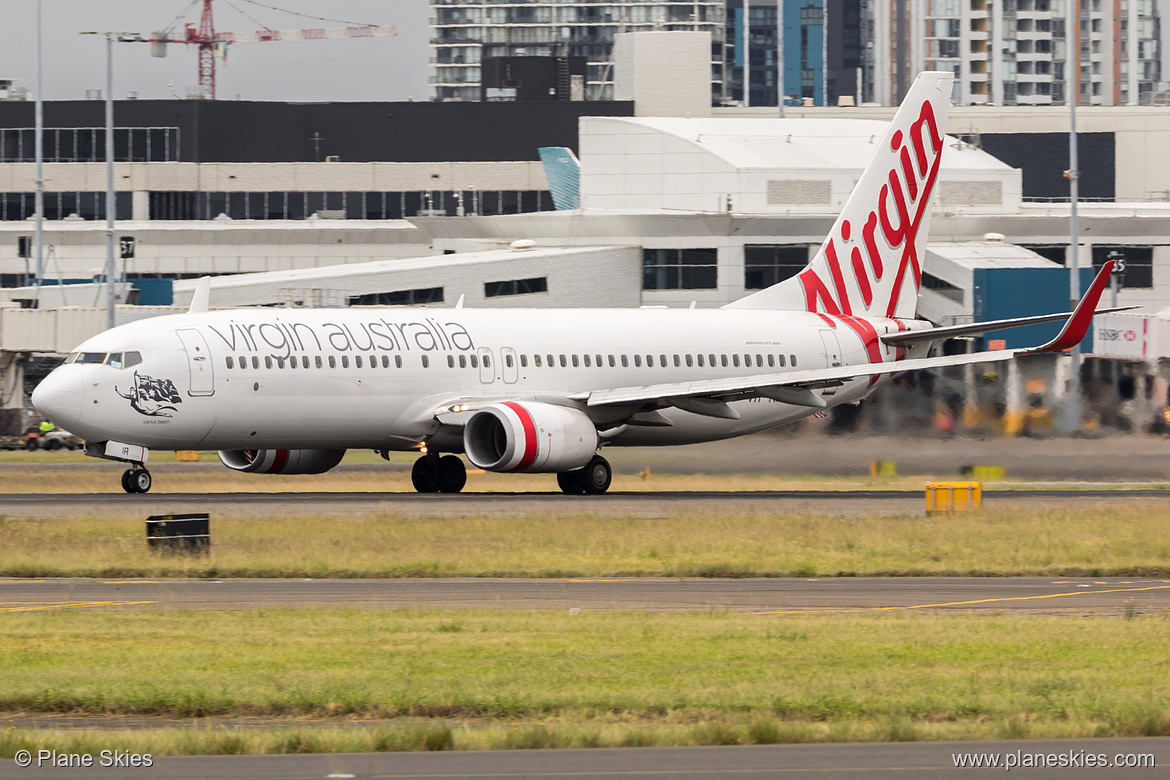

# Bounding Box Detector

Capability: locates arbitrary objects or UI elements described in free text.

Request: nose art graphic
[116,371,183,417]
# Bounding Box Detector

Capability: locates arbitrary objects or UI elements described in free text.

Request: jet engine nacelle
[218,449,346,474]
[464,401,598,473]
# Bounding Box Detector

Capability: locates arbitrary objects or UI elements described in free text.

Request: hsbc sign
[1092,314,1150,359]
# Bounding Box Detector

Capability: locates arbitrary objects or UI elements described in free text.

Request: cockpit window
[106,353,124,369]
[124,351,142,368]
[81,352,107,364]
[64,352,81,364]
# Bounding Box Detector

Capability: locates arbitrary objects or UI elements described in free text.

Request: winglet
[188,276,211,314]
[1023,260,1113,354]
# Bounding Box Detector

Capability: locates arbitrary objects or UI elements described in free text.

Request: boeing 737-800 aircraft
[32,72,1115,494]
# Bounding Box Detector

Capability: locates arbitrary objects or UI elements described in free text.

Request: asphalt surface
[5,576,1170,615]
[2,488,1168,518]
[6,739,1167,779]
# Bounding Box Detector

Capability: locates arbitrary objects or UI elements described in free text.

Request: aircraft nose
[31,366,84,429]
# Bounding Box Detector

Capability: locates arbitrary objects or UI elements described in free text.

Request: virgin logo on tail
[799,100,945,320]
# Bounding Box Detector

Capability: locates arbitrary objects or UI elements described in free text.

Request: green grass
[2,609,1169,756]
[2,504,1170,578]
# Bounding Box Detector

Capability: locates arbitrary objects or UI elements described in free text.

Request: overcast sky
[0,0,431,102]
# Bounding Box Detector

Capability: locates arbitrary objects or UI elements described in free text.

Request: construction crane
[148,0,397,100]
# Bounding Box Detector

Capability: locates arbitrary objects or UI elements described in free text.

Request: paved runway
[7,739,1167,779]
[5,576,1170,614]
[2,488,1168,517]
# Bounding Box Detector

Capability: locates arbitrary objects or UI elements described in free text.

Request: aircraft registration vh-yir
[33,72,1119,495]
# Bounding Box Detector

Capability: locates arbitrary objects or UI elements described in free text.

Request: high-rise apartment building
[430,0,725,102]
[872,0,1161,106]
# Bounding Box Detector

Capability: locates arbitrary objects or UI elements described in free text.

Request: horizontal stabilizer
[883,305,1137,346]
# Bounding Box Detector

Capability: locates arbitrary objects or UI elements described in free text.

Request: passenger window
[660,354,667,367]
[370,356,377,369]
[341,356,349,368]
[595,354,603,367]
[756,354,763,366]
[265,356,273,369]
[422,355,430,368]
[471,355,479,369]
[483,355,491,368]
[251,356,259,369]
[447,355,455,368]
[547,354,554,367]
[634,355,642,368]
[534,354,542,367]
[673,354,681,367]
[303,356,310,369]
[520,354,528,368]
[721,355,728,367]
[289,357,297,370]
[328,356,336,368]
[685,354,693,367]
[559,354,567,367]
[608,355,616,367]
[621,355,629,368]
[768,354,775,368]
[741,354,748,367]
[355,356,363,368]
[506,354,514,368]
[459,355,467,368]
[225,356,233,369]
[709,354,716,366]
[572,355,579,367]
[697,354,705,367]
[583,354,591,367]
[644,355,652,367]
[316,356,323,369]
[790,354,797,367]
[395,356,402,368]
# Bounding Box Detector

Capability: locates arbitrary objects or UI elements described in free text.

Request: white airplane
[32,72,1116,495]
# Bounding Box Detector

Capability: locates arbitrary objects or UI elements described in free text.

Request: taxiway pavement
[4,576,1169,615]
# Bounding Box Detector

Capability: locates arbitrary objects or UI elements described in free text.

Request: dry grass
[2,503,1169,578]
[2,609,1169,755]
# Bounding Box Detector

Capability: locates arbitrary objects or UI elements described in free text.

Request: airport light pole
[34,0,44,292]
[1065,0,1081,430]
[81,31,141,330]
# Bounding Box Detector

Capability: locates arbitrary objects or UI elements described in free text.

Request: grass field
[1,504,1169,578]
[2,608,1169,756]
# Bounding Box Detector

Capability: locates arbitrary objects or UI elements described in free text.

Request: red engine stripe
[269,449,289,473]
[501,402,538,472]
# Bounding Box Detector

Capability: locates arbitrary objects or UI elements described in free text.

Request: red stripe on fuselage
[501,402,538,472]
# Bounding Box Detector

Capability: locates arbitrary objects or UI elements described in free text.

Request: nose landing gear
[121,466,152,494]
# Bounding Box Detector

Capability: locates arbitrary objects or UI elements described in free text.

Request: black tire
[556,470,585,495]
[437,455,467,493]
[411,456,440,493]
[25,438,38,451]
[581,455,612,495]
[44,439,60,451]
[121,470,134,494]
[131,469,152,494]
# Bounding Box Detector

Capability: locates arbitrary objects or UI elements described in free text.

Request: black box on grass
[146,513,210,555]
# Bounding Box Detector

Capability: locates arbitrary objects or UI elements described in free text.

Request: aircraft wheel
[581,455,612,495]
[556,470,585,495]
[411,455,440,493]
[123,468,151,494]
[437,455,467,493]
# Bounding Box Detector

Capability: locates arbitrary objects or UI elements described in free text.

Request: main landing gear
[557,455,612,495]
[411,452,467,493]
[121,466,152,494]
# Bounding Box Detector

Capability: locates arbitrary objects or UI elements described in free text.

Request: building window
[348,287,444,306]
[922,272,964,303]
[744,245,808,290]
[484,276,548,297]
[642,248,718,290]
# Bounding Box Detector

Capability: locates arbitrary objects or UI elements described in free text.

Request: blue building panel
[972,267,1095,351]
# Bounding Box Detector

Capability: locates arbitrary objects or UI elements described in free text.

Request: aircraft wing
[438,261,1115,423]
